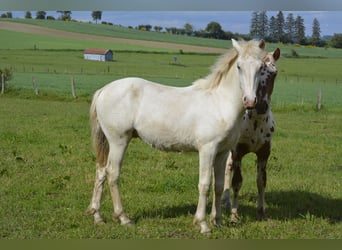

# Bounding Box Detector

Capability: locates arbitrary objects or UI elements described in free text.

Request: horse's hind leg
[256,142,270,220]
[87,163,107,224]
[230,156,243,222]
[222,151,233,210]
[106,140,132,225]
[230,144,248,222]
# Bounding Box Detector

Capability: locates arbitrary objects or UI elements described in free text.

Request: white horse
[87,39,266,233]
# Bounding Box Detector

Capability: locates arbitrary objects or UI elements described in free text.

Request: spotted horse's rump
[222,48,280,222]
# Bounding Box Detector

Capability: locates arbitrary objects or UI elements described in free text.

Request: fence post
[32,76,39,96]
[71,77,77,98]
[1,73,4,94]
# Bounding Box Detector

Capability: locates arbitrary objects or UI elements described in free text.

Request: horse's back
[94,77,194,143]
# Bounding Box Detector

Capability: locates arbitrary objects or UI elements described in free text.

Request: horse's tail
[90,89,109,167]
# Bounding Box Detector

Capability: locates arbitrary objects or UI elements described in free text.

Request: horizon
[4,11,342,36]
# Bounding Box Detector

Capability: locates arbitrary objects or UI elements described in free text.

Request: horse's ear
[273,48,281,61]
[259,40,266,50]
[232,39,241,52]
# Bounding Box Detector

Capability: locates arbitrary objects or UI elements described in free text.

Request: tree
[258,11,268,39]
[184,23,194,36]
[154,26,163,32]
[205,21,223,39]
[331,33,342,48]
[268,16,278,42]
[276,11,285,42]
[145,24,152,31]
[311,18,321,45]
[36,11,46,19]
[57,11,72,21]
[250,11,259,38]
[285,13,295,43]
[138,25,152,31]
[92,11,102,24]
[6,12,12,18]
[294,15,306,44]
[25,11,32,19]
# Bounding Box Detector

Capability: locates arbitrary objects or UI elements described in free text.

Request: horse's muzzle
[243,96,257,109]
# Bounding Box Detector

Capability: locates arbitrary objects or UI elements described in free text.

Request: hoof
[210,216,222,227]
[94,218,106,225]
[199,222,211,234]
[87,207,105,225]
[113,213,132,226]
[257,207,267,221]
[230,212,240,224]
[194,219,211,234]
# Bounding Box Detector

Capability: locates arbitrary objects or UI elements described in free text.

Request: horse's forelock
[238,40,266,59]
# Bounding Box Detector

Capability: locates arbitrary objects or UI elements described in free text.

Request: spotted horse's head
[254,48,280,114]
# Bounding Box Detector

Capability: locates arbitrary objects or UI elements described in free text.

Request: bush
[291,49,299,58]
[0,68,13,82]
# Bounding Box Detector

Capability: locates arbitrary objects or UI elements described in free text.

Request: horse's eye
[237,65,241,70]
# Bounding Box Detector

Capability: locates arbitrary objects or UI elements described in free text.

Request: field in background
[1,48,341,109]
[0,20,341,239]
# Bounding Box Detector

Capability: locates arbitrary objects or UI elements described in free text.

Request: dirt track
[0,21,227,54]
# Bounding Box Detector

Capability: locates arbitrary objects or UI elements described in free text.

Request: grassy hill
[3,18,342,58]
[2,18,231,49]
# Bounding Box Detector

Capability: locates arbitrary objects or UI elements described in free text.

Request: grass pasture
[0,20,341,239]
[0,97,341,239]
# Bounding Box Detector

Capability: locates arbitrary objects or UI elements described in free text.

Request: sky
[8,11,342,36]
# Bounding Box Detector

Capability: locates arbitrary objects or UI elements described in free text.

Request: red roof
[84,48,112,55]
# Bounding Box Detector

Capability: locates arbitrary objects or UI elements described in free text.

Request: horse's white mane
[193,40,265,90]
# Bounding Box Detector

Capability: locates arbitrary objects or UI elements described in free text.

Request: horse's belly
[138,131,197,152]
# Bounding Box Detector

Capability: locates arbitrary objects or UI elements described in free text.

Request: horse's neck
[245,108,272,121]
[217,73,244,110]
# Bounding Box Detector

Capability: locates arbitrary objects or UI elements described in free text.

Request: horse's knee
[198,182,210,195]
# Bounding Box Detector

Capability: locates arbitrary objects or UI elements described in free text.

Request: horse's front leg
[222,151,233,209]
[256,142,271,220]
[210,151,228,227]
[193,146,215,234]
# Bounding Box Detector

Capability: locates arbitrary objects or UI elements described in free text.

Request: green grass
[0,29,175,52]
[0,18,341,239]
[0,97,341,239]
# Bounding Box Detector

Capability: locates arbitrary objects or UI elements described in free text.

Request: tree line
[1,11,342,48]
[250,11,324,46]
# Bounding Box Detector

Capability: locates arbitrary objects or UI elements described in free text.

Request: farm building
[84,48,113,62]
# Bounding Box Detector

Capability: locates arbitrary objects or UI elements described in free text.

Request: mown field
[0,20,341,239]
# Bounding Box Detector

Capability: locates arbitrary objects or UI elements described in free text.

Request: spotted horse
[222,47,281,222]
